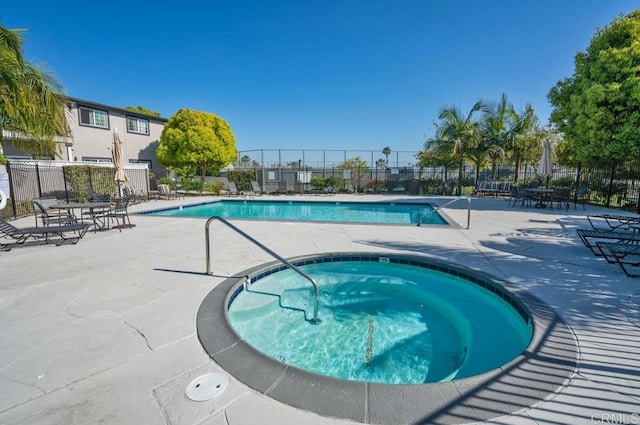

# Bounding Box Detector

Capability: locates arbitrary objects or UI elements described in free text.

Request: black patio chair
[574,186,589,210]
[106,197,132,231]
[32,197,77,227]
[551,188,572,211]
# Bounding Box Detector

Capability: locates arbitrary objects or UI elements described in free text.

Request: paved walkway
[1,195,638,425]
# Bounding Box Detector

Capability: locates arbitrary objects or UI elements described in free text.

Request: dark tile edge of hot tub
[196,252,578,425]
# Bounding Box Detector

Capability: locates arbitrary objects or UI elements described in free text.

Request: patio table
[524,188,555,208]
[50,202,112,231]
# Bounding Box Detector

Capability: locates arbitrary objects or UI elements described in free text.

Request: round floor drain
[185,373,229,401]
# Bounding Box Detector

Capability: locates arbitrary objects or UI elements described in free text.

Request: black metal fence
[239,158,640,213]
[5,157,640,219]
[3,161,150,218]
[471,158,640,213]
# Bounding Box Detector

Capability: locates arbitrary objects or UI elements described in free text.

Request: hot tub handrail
[418,196,471,229]
[205,216,319,323]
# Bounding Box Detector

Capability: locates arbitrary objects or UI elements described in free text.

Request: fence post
[6,162,17,218]
[36,163,43,197]
[63,166,70,203]
[605,162,617,208]
[573,162,582,204]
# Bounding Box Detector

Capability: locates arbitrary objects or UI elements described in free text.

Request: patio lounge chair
[587,214,640,231]
[250,181,262,195]
[123,186,147,204]
[474,181,498,197]
[275,180,288,194]
[226,182,240,196]
[240,181,263,198]
[1,218,91,251]
[594,241,640,277]
[576,228,640,258]
[158,184,178,200]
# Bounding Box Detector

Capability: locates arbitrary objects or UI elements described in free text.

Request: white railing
[418,196,471,229]
[205,216,319,323]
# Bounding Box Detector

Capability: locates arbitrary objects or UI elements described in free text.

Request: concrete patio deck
[1,195,639,425]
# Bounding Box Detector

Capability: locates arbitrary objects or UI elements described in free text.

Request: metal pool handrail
[417,196,471,229]
[205,216,319,323]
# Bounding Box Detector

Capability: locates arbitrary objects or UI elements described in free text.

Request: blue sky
[2,1,638,155]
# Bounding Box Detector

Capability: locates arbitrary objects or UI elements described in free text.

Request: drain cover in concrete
[186,373,229,401]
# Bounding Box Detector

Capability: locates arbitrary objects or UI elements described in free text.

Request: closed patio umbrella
[112,128,128,196]
[537,138,552,188]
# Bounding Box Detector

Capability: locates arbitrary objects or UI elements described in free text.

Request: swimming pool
[143,200,448,225]
[196,253,578,423]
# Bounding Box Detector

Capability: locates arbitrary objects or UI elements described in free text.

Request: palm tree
[481,93,512,181]
[0,24,69,161]
[504,104,537,183]
[436,101,485,196]
[382,146,391,166]
[418,136,457,180]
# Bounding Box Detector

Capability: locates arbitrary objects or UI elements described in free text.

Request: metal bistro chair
[32,197,77,227]
[551,187,572,211]
[575,186,589,210]
[83,193,112,231]
[107,197,132,231]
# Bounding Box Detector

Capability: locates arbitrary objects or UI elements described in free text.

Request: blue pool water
[228,259,532,384]
[144,200,447,225]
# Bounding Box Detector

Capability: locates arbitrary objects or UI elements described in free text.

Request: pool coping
[136,198,459,228]
[196,252,578,425]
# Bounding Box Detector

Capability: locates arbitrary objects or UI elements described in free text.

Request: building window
[79,107,109,129]
[127,116,149,135]
[129,159,152,169]
[82,157,112,163]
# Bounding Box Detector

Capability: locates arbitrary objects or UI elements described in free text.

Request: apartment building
[2,97,169,178]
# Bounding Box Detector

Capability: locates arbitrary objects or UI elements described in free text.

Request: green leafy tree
[124,105,161,117]
[0,24,70,161]
[548,9,640,163]
[338,157,369,192]
[435,101,485,195]
[508,121,548,182]
[156,109,236,188]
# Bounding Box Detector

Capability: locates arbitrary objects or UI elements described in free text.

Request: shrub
[227,170,256,191]
[157,177,176,189]
[204,181,225,194]
[310,177,327,189]
[181,179,203,191]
